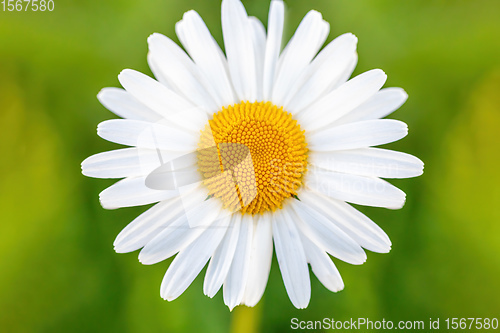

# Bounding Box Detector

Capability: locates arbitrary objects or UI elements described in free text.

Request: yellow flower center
[197,101,308,215]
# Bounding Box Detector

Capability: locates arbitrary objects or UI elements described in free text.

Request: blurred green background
[1,0,499,332]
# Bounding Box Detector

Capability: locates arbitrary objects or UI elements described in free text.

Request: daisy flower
[82,0,423,310]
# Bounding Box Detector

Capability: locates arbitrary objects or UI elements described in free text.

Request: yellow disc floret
[197,101,308,215]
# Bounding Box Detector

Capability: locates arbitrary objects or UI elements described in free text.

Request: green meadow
[1,0,499,332]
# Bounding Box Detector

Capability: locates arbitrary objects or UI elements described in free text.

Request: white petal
[249,16,266,102]
[145,163,202,191]
[176,11,236,107]
[118,70,209,132]
[160,215,231,301]
[306,169,407,209]
[283,33,358,114]
[222,0,257,102]
[223,214,253,310]
[99,176,178,209]
[272,209,310,309]
[138,196,221,265]
[309,148,424,179]
[147,51,173,88]
[97,119,197,152]
[204,214,242,298]
[307,119,408,152]
[263,0,284,101]
[297,69,387,132]
[97,88,161,122]
[113,195,187,253]
[185,199,224,228]
[272,10,329,107]
[147,33,219,112]
[241,213,273,307]
[334,88,408,126]
[300,235,344,292]
[300,189,391,253]
[290,200,367,264]
[118,69,194,119]
[82,148,164,179]
[330,52,358,91]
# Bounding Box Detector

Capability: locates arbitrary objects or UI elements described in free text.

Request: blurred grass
[0,0,499,332]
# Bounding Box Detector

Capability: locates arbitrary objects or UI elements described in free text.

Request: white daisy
[82,0,423,310]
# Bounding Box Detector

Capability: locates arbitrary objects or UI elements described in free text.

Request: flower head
[82,0,423,310]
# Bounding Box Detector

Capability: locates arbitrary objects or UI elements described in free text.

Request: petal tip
[307,9,323,19]
[147,33,164,46]
[374,68,387,79]
[182,9,199,21]
[342,32,358,43]
[162,294,176,302]
[96,88,107,101]
[137,253,149,265]
[113,245,127,254]
[118,68,132,77]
